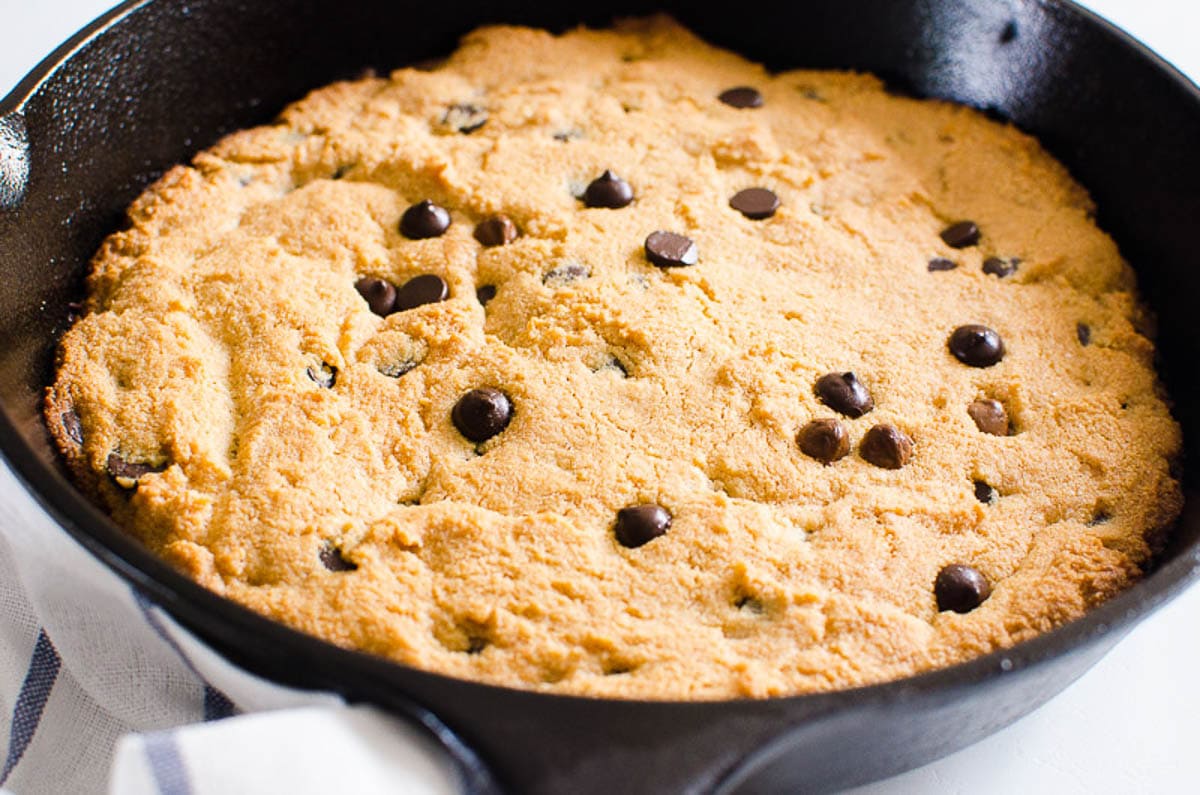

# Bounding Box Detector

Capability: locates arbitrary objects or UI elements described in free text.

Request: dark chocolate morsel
[543,263,590,288]
[718,86,764,109]
[583,170,635,209]
[394,274,449,312]
[815,372,874,418]
[797,418,851,464]
[974,480,998,504]
[354,277,397,316]
[968,399,1010,436]
[859,424,913,469]
[614,504,672,548]
[730,188,780,220]
[474,215,519,247]
[949,324,1005,367]
[441,103,488,134]
[476,285,498,306]
[400,200,452,239]
[306,363,337,388]
[935,564,992,613]
[644,231,698,268]
[982,257,1019,278]
[452,388,513,443]
[927,257,958,272]
[61,409,83,445]
[319,542,358,572]
[1077,322,1092,346]
[378,361,418,379]
[106,453,166,487]
[940,221,981,249]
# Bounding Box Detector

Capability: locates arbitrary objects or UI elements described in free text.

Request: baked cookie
[45,16,1182,699]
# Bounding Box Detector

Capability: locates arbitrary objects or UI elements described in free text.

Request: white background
[1,1,1198,793]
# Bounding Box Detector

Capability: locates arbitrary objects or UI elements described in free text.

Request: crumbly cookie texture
[45,17,1182,699]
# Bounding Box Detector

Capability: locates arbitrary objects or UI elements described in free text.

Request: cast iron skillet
[2,0,1199,792]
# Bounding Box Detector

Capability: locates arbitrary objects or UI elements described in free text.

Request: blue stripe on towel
[133,590,238,721]
[144,731,193,795]
[0,628,61,785]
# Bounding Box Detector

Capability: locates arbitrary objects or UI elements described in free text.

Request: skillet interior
[1,1,1199,792]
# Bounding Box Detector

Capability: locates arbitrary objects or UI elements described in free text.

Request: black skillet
[2,1,1199,792]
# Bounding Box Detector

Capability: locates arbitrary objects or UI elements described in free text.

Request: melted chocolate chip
[645,231,698,268]
[306,363,337,388]
[949,325,1005,367]
[968,399,1009,436]
[400,200,452,239]
[859,424,913,469]
[583,170,634,209]
[378,361,418,379]
[452,388,513,443]
[61,409,83,445]
[730,188,780,220]
[614,504,672,548]
[982,257,1019,278]
[974,480,998,504]
[718,86,764,109]
[473,214,519,247]
[394,274,449,312]
[935,564,992,613]
[543,263,590,288]
[940,221,981,249]
[319,542,358,572]
[797,418,851,464]
[476,285,497,306]
[815,372,874,418]
[928,257,958,272]
[355,277,398,316]
[106,453,166,488]
[1077,322,1092,346]
[441,103,488,134]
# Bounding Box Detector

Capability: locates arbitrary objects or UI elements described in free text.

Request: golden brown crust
[44,16,1182,699]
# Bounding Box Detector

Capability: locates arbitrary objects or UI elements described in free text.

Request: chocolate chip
[940,221,981,249]
[949,325,1005,367]
[553,128,584,143]
[355,277,397,316]
[982,257,1019,278]
[441,103,488,134]
[452,388,513,443]
[859,424,913,469]
[583,170,634,209]
[935,564,992,613]
[967,399,1009,436]
[394,274,449,312]
[543,263,590,288]
[815,372,874,418]
[718,86,763,109]
[400,200,452,239]
[974,480,998,504]
[61,409,83,445]
[378,361,418,379]
[476,285,497,306]
[797,418,851,464]
[730,188,780,220]
[1088,508,1113,526]
[306,363,337,388]
[614,504,671,548]
[319,542,358,572]
[595,355,629,377]
[928,257,958,272]
[1077,322,1091,346]
[474,214,519,247]
[106,453,166,488]
[645,231,698,268]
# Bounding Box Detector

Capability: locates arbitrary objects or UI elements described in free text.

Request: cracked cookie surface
[45,17,1181,699]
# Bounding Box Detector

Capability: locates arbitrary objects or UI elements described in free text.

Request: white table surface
[2,1,1197,793]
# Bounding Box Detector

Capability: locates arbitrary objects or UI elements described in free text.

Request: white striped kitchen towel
[0,459,457,795]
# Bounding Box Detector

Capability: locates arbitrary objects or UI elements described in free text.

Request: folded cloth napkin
[0,460,459,795]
